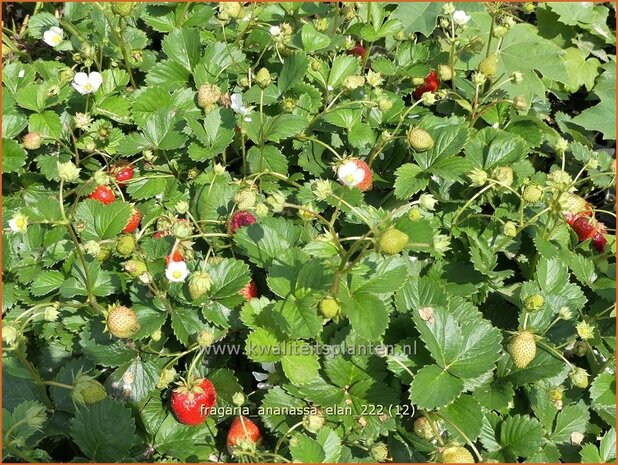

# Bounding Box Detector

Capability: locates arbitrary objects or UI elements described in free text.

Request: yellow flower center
[172,271,182,279]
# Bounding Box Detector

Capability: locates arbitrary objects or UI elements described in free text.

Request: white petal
[351,168,365,185]
[88,72,103,91]
[257,382,271,389]
[243,116,252,122]
[18,69,25,78]
[230,93,244,111]
[261,362,276,373]
[72,82,86,94]
[73,72,89,86]
[252,371,269,382]
[337,161,357,179]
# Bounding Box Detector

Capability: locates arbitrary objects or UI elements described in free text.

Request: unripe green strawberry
[106,305,140,339]
[492,166,513,188]
[22,132,43,150]
[512,95,528,111]
[569,367,589,388]
[523,183,543,203]
[413,417,435,440]
[96,246,112,262]
[111,2,136,17]
[406,127,434,152]
[124,259,147,278]
[508,331,536,369]
[319,297,340,318]
[478,55,497,78]
[188,271,213,300]
[524,294,544,312]
[437,64,453,81]
[503,221,517,238]
[303,410,326,433]
[197,329,215,347]
[442,446,474,463]
[378,228,409,255]
[72,375,107,405]
[116,234,136,257]
[370,442,389,462]
[234,189,257,210]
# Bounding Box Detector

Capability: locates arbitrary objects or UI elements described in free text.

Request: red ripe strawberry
[571,216,596,241]
[592,232,607,252]
[227,416,262,451]
[165,249,184,265]
[347,42,366,60]
[123,208,141,233]
[111,164,134,185]
[89,185,115,205]
[171,378,217,426]
[229,210,256,234]
[338,158,373,192]
[413,70,440,100]
[240,280,258,301]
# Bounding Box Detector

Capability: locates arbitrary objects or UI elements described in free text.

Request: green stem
[274,421,304,455]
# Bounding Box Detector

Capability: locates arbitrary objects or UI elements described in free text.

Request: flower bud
[467,168,488,187]
[569,367,589,388]
[2,326,19,345]
[558,307,573,320]
[175,200,190,214]
[312,179,333,201]
[232,392,246,406]
[214,163,226,176]
[555,137,569,153]
[419,193,437,211]
[266,191,286,212]
[156,368,177,389]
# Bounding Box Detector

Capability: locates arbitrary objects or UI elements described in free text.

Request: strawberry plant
[2,2,616,463]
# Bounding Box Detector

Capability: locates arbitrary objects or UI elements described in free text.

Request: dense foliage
[2,2,616,463]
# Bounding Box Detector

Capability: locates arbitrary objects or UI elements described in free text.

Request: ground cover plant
[1,1,616,463]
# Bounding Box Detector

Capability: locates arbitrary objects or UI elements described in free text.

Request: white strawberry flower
[252,362,277,389]
[43,26,64,47]
[230,93,252,122]
[453,10,471,25]
[337,161,365,188]
[72,71,103,95]
[165,260,190,283]
[8,212,28,233]
[269,25,281,36]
